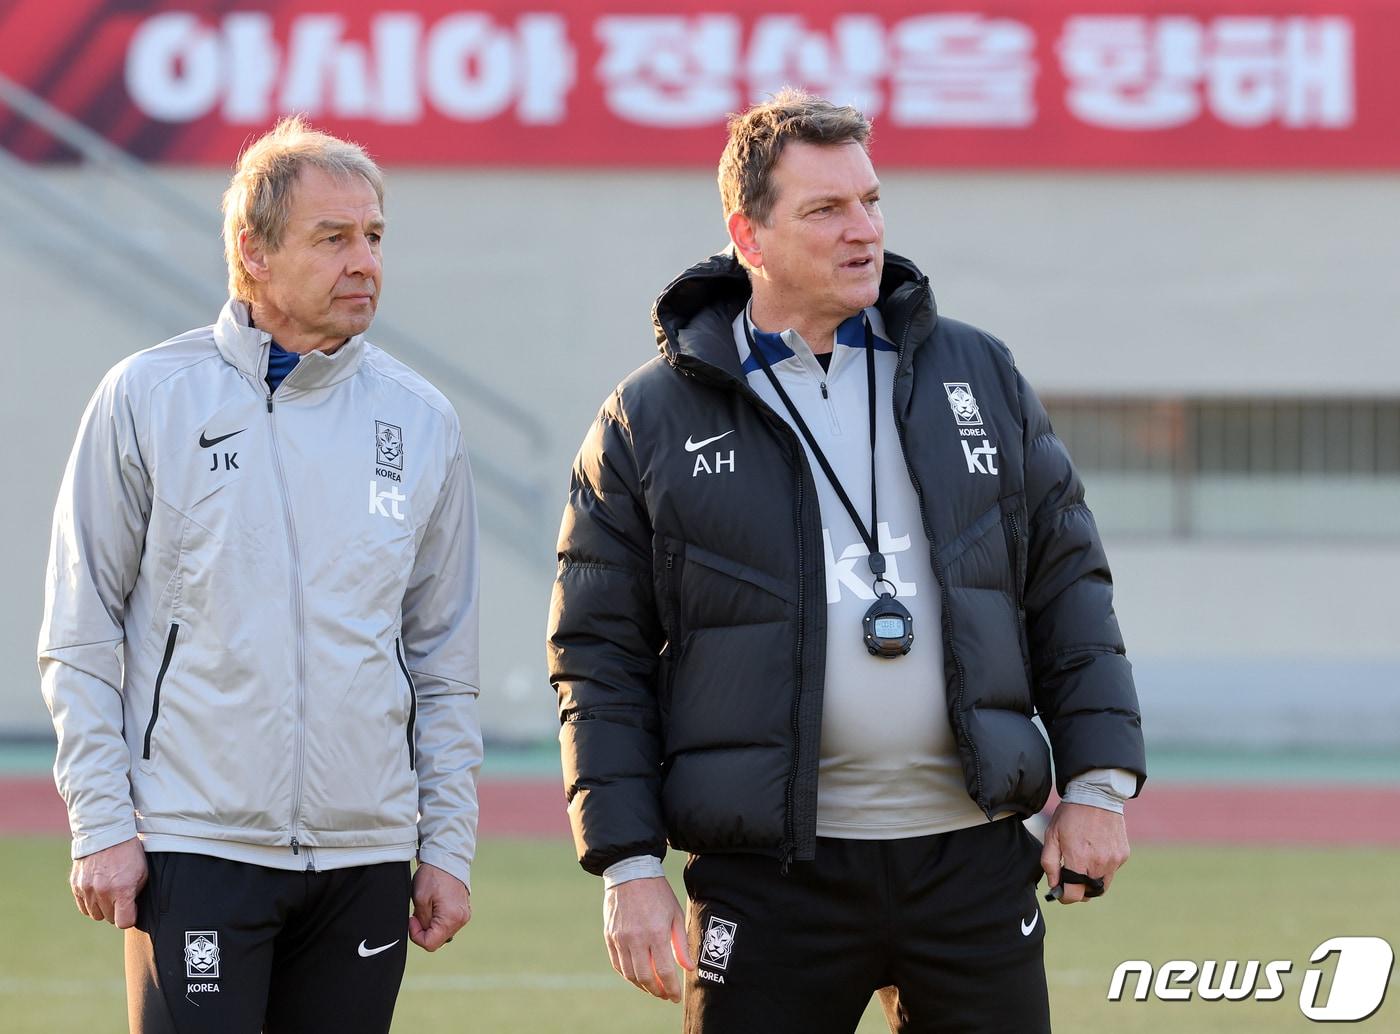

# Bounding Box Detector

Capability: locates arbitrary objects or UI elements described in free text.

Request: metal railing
[0,72,550,559]
[1046,396,1400,539]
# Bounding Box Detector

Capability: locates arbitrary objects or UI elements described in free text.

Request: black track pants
[682,818,1051,1034]
[124,853,411,1034]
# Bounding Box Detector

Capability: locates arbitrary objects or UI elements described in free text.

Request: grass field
[2,835,1396,1032]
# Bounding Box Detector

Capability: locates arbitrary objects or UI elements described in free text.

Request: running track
[3,777,1399,845]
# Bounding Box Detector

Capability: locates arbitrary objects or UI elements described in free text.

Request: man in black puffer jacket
[548,90,1146,1033]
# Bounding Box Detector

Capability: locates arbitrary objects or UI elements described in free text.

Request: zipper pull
[266,391,274,413]
[666,553,674,570]
[820,382,829,399]
[290,836,300,856]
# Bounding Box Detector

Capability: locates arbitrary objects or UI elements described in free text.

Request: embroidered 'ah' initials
[692,451,736,477]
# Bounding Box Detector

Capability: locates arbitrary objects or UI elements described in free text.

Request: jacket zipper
[395,638,418,770]
[1007,511,1024,610]
[820,380,844,434]
[889,279,985,809]
[1006,510,1033,684]
[267,389,310,860]
[781,462,805,874]
[664,550,686,639]
[141,623,180,760]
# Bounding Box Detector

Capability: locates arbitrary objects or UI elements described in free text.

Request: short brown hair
[221,116,384,301]
[718,88,872,227]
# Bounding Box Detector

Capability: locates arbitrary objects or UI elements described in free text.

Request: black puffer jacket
[548,250,1145,876]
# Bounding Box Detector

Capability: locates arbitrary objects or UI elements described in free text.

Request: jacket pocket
[395,638,417,771]
[141,623,180,761]
[1000,499,1033,690]
[683,543,795,604]
[657,640,676,730]
[662,540,686,643]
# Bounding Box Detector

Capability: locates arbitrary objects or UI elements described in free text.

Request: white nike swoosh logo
[1021,911,1040,936]
[684,430,736,452]
[358,939,400,957]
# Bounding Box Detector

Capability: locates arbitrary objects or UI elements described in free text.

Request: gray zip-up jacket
[39,300,481,887]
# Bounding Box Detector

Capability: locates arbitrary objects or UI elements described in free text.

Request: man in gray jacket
[39,117,480,1033]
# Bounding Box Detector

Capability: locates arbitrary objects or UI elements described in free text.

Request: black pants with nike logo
[682,818,1052,1033]
[125,853,411,1034]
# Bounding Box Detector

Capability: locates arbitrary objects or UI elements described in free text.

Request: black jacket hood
[651,248,938,377]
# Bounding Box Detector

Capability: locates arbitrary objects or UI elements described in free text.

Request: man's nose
[844,204,880,243]
[346,233,381,279]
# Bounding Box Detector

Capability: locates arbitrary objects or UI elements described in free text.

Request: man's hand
[1041,802,1130,904]
[71,837,147,929]
[603,876,695,1003]
[409,862,471,951]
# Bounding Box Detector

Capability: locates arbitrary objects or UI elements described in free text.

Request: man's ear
[727,211,764,270]
[238,228,272,285]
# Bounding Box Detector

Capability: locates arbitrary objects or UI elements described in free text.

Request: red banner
[2,0,1397,167]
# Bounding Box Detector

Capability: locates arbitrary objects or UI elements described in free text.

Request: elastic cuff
[1060,783,1126,815]
[1073,767,1139,799]
[603,855,666,890]
[71,818,139,859]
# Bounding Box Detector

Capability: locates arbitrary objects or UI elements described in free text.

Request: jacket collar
[652,248,935,384]
[214,299,367,392]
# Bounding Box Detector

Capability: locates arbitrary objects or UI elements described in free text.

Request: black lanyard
[745,313,890,585]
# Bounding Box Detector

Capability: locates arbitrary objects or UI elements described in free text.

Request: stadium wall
[4,168,1398,746]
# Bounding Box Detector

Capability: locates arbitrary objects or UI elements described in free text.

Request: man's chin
[839,283,881,314]
[330,312,375,338]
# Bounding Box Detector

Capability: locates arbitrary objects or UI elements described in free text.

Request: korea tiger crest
[375,421,404,469]
[700,915,738,970]
[185,930,220,978]
[943,382,983,426]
